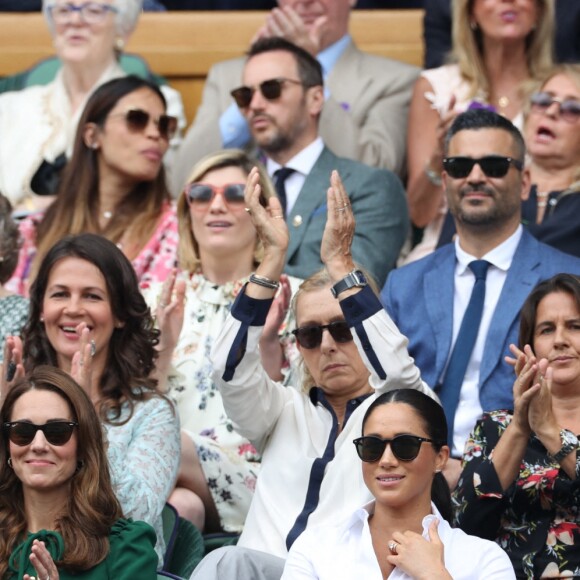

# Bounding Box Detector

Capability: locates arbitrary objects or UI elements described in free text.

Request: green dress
[6,519,158,579]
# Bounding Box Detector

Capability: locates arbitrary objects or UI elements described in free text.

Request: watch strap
[330,269,367,298]
[550,429,579,463]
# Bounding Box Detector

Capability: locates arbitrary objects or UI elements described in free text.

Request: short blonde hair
[451,0,554,100]
[176,149,277,273]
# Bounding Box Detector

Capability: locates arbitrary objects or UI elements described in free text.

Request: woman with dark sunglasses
[141,149,301,535]
[282,389,514,579]
[0,0,184,213]
[3,233,180,566]
[0,366,158,578]
[189,170,435,580]
[8,75,179,297]
[521,64,580,259]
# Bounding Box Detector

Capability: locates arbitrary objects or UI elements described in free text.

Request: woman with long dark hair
[8,75,179,296]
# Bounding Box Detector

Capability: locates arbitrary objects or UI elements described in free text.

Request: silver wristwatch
[550,429,579,463]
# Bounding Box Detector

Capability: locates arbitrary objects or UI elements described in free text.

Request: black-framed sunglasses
[353,434,439,462]
[292,321,353,349]
[442,155,523,179]
[4,421,78,446]
[184,183,246,207]
[108,108,178,141]
[230,78,304,108]
[530,91,580,123]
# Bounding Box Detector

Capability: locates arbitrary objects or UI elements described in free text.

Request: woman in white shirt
[282,389,515,580]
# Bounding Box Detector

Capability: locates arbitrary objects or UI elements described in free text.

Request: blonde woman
[404,0,553,263]
[143,149,301,534]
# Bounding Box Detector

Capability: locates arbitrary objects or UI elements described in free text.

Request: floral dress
[453,410,580,579]
[0,294,29,362]
[142,271,300,532]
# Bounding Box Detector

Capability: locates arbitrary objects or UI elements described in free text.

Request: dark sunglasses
[353,434,438,462]
[184,183,246,206]
[530,91,580,123]
[292,320,353,349]
[443,155,523,179]
[4,421,78,446]
[109,108,178,140]
[230,78,304,108]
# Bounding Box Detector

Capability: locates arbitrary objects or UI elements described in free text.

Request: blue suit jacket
[284,147,408,286]
[381,230,580,412]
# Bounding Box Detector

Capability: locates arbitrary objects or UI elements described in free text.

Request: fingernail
[90,340,96,357]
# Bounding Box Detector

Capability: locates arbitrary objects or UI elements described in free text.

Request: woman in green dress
[0,366,157,579]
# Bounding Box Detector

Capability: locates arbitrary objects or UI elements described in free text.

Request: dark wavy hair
[32,75,172,282]
[0,194,21,284]
[361,389,453,523]
[519,273,580,350]
[22,233,160,424]
[0,366,123,575]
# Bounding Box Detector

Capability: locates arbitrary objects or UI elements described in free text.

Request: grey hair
[43,0,143,39]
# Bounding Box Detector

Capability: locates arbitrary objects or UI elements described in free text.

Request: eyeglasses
[231,78,304,108]
[4,421,78,446]
[48,2,119,25]
[530,91,580,123]
[353,434,438,462]
[184,183,246,207]
[292,321,352,349]
[107,109,178,141]
[442,155,523,179]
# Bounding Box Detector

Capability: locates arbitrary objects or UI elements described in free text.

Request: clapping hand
[24,539,59,580]
[1,335,25,400]
[155,268,186,353]
[70,323,96,401]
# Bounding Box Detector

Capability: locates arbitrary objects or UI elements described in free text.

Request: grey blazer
[284,147,408,286]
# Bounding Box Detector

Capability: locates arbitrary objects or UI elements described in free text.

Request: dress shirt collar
[317,34,351,77]
[454,225,523,276]
[266,137,324,179]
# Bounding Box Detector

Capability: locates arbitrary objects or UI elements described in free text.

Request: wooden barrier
[0,10,424,123]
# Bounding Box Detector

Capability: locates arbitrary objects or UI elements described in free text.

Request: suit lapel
[480,232,542,386]
[423,247,456,382]
[286,147,350,261]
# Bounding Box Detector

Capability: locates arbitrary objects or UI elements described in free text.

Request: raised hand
[24,539,60,580]
[387,519,452,580]
[155,269,186,353]
[245,166,289,286]
[70,323,95,400]
[1,335,25,401]
[320,170,356,281]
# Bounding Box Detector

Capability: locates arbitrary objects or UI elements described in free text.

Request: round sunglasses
[353,434,439,462]
[108,108,178,141]
[292,320,353,349]
[230,77,304,108]
[184,183,246,207]
[4,421,78,446]
[530,91,580,123]
[442,155,523,179]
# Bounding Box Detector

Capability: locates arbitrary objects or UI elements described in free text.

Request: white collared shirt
[267,137,324,215]
[447,225,523,456]
[282,502,515,579]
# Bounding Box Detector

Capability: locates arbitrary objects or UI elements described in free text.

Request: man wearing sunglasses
[211,37,408,286]
[171,0,418,191]
[381,109,580,488]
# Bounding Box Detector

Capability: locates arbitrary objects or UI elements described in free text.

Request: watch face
[563,429,579,446]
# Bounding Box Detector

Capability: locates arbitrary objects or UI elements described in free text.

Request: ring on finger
[388,540,399,555]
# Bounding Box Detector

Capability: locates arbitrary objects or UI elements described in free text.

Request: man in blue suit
[381,109,580,487]
[233,37,408,286]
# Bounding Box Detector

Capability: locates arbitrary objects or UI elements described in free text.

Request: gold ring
[272,214,284,219]
[336,207,348,213]
[245,207,251,213]
[388,540,398,554]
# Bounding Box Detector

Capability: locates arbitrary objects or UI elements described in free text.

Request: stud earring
[7,458,12,468]
[115,37,125,52]
[40,315,44,322]
[470,20,478,31]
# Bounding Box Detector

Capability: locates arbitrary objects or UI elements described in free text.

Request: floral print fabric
[142,271,300,532]
[454,411,580,579]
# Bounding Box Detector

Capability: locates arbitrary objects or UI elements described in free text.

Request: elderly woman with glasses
[282,389,514,579]
[142,149,301,534]
[8,75,179,297]
[521,64,580,258]
[0,0,184,213]
[0,366,158,579]
[189,170,436,580]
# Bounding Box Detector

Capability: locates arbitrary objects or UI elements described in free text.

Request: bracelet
[425,164,442,187]
[249,273,280,290]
